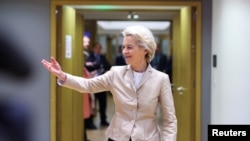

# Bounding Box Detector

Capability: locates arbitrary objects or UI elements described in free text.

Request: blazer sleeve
[159,75,177,141]
[59,68,113,93]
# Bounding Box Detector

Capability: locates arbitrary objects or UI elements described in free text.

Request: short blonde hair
[122,25,157,63]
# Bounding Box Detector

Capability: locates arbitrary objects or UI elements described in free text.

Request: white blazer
[61,64,177,141]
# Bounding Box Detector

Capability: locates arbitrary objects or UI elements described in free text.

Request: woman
[41,25,177,141]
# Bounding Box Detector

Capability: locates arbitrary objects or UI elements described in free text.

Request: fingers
[41,57,63,78]
[41,59,48,67]
[86,62,93,66]
[50,57,57,65]
[41,57,57,69]
[41,59,51,71]
[41,59,48,64]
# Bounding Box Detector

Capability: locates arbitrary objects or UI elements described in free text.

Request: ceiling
[70,5,183,35]
[78,10,178,20]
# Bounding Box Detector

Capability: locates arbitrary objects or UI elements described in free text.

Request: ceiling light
[133,14,139,19]
[127,12,139,20]
[97,21,170,30]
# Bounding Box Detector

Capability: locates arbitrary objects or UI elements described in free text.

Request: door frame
[50,1,201,141]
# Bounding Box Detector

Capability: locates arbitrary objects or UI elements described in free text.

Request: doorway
[50,1,201,141]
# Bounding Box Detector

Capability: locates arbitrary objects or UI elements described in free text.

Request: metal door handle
[176,86,185,91]
[176,86,185,95]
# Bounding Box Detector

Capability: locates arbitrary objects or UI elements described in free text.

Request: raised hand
[41,57,66,81]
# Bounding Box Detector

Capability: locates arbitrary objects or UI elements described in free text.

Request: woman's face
[83,36,90,49]
[122,35,147,66]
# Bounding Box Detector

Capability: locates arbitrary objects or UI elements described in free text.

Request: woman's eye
[127,46,132,49]
[122,46,133,50]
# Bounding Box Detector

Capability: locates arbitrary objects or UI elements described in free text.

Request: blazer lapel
[123,64,153,91]
[124,65,135,90]
[136,65,153,90]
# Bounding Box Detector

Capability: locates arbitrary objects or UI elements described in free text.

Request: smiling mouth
[125,56,131,59]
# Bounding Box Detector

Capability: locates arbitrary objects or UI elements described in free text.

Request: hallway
[86,93,163,141]
[86,93,114,141]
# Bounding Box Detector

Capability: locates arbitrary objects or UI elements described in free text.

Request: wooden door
[172,6,198,141]
[54,5,84,141]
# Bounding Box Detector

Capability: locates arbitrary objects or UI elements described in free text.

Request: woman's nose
[123,48,128,54]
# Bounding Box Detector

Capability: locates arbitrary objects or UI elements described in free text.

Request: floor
[86,93,162,141]
[86,93,114,141]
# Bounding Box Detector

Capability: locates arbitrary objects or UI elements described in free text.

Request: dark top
[85,53,111,75]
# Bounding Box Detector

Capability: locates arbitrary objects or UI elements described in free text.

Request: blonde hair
[122,25,157,63]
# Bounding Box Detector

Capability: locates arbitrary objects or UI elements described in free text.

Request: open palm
[41,57,65,80]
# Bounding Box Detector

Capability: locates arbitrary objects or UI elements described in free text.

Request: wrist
[59,72,66,81]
